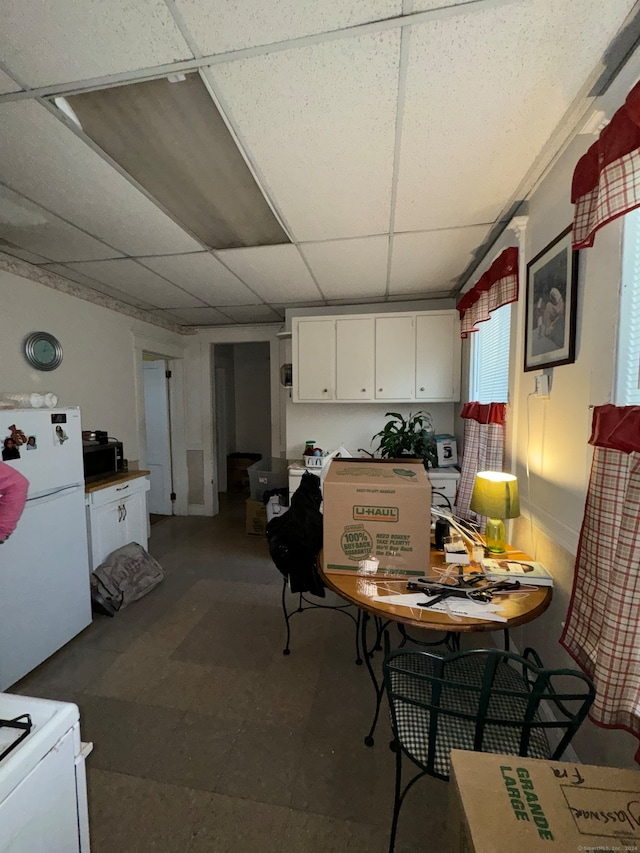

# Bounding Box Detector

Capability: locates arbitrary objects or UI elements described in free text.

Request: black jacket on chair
[266,471,325,597]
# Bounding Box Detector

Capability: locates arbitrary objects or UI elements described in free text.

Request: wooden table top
[318,546,553,634]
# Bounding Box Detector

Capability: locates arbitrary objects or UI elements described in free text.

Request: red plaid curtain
[561,405,640,759]
[456,247,519,337]
[454,402,506,521]
[572,80,640,250]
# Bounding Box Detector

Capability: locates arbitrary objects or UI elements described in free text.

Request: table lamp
[470,471,520,554]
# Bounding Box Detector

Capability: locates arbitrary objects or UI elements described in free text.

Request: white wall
[0,269,186,465]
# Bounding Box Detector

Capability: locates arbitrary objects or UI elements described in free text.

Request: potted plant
[371,411,438,469]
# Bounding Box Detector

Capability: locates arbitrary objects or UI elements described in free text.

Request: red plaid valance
[460,401,506,426]
[456,247,519,338]
[572,80,640,250]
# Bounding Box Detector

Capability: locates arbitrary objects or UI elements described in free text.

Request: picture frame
[524,225,579,372]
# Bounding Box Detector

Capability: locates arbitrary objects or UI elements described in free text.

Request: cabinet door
[87,500,123,569]
[415,313,461,401]
[294,319,336,401]
[122,489,148,551]
[375,316,415,400]
[336,317,374,400]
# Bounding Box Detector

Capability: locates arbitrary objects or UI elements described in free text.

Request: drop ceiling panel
[0,101,203,256]
[0,186,124,262]
[389,225,492,295]
[0,243,50,264]
[300,236,389,300]
[150,307,231,326]
[216,246,321,302]
[0,69,21,94]
[139,253,257,305]
[220,305,284,324]
[65,259,205,309]
[205,29,400,241]
[0,0,192,88]
[395,0,638,232]
[176,0,401,54]
[40,263,156,309]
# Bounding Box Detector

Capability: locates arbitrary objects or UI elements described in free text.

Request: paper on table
[371,592,507,622]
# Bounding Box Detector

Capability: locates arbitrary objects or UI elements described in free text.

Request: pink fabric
[0,461,29,541]
[456,248,519,338]
[454,412,505,522]
[572,80,640,250]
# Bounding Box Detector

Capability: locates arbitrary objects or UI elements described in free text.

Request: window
[616,207,640,405]
[469,303,511,403]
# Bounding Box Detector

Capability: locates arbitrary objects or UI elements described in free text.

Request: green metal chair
[382,645,595,853]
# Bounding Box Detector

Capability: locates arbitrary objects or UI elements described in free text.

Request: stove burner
[0,714,32,761]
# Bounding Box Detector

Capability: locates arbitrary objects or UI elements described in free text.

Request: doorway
[142,357,173,518]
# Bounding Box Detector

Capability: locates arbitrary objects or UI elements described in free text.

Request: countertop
[84,470,150,494]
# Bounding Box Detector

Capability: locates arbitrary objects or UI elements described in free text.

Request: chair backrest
[383,646,595,780]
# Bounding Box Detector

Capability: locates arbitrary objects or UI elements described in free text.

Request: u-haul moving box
[322,458,431,578]
[449,749,640,853]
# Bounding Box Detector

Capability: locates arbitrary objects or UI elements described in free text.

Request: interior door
[143,361,173,515]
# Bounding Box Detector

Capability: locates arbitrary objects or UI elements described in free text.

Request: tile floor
[11,496,453,853]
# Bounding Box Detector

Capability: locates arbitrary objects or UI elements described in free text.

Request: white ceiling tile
[215,245,321,302]
[40,263,155,308]
[300,236,388,300]
[150,307,231,325]
[176,0,400,54]
[395,0,637,232]
[412,0,479,11]
[138,253,257,305]
[0,186,124,262]
[389,226,492,295]
[205,29,399,241]
[220,305,284,323]
[0,101,203,256]
[0,243,50,264]
[0,0,192,88]
[65,259,205,309]
[0,69,21,94]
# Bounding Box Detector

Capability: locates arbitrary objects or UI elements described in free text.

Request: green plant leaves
[371,410,437,467]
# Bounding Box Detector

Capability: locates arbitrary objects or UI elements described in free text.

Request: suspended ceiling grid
[0,0,638,331]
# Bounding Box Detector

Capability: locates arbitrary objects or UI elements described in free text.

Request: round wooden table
[318,547,553,745]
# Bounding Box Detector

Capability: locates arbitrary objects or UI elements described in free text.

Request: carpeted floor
[10,494,453,853]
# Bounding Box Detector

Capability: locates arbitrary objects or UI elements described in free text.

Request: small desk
[318,546,553,745]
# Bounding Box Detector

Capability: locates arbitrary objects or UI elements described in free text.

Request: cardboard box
[435,434,458,467]
[449,748,640,853]
[245,499,267,535]
[322,458,431,578]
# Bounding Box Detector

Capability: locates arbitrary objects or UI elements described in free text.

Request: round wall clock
[23,331,63,371]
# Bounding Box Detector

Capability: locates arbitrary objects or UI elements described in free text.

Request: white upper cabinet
[415,312,461,401]
[374,315,415,400]
[292,310,461,403]
[336,317,375,400]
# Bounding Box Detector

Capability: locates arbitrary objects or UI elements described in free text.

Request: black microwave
[83,441,124,482]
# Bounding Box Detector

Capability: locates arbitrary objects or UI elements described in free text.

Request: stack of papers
[371,592,507,622]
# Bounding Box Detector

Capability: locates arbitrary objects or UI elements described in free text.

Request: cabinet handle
[432,485,446,491]
[117,504,123,522]
[122,503,127,521]
[116,484,129,491]
[420,387,425,391]
[378,388,383,392]
[361,388,366,392]
[323,388,328,393]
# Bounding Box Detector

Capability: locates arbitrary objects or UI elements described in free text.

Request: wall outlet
[534,374,549,398]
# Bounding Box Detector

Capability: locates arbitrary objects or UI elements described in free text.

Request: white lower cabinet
[428,468,460,507]
[85,475,150,570]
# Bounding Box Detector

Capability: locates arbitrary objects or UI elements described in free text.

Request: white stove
[0,693,91,852]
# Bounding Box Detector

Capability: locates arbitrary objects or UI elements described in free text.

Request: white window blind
[616,207,640,405]
[470,302,511,403]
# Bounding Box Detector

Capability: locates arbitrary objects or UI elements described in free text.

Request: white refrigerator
[0,408,92,690]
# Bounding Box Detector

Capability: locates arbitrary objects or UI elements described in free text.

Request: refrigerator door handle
[26,483,84,506]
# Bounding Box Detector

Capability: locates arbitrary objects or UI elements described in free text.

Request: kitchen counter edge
[84,470,150,493]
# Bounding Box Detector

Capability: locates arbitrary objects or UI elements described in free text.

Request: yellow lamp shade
[470,471,520,520]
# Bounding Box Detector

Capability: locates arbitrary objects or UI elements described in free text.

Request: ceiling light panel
[0,0,192,88]
[299,236,389,300]
[64,259,206,309]
[220,305,284,323]
[0,101,202,256]
[68,75,289,250]
[395,0,637,233]
[138,252,257,305]
[389,225,492,295]
[205,29,400,242]
[215,245,321,303]
[39,263,156,309]
[174,0,400,54]
[0,186,124,263]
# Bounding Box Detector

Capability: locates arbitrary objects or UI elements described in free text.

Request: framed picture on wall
[524,225,579,372]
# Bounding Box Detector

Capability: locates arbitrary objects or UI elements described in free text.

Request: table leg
[361,609,391,747]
